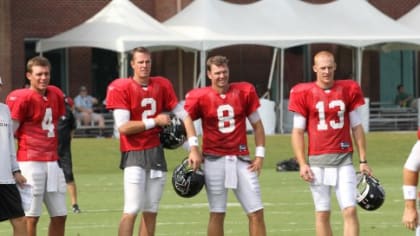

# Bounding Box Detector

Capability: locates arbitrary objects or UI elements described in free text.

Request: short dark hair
[130,47,151,58]
[206,55,229,71]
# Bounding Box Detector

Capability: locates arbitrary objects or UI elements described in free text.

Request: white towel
[225,155,238,189]
[150,170,163,179]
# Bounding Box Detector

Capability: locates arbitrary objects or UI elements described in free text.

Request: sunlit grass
[0,131,416,235]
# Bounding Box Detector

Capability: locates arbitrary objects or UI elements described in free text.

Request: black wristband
[359,160,368,164]
[12,170,21,175]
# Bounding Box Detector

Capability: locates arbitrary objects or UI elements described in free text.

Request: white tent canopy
[387,4,420,51]
[36,0,200,53]
[36,0,420,54]
[164,0,304,51]
[280,0,420,48]
[398,4,420,33]
[165,0,420,133]
[164,0,420,50]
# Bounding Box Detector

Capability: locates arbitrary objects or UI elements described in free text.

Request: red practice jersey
[417,128,420,140]
[288,80,365,155]
[184,82,260,156]
[6,86,65,162]
[106,77,178,152]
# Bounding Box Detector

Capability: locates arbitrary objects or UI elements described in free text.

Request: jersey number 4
[41,108,55,137]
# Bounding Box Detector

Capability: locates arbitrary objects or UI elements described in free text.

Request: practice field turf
[0,131,416,235]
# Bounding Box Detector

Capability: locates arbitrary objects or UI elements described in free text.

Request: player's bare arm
[248,120,265,173]
[117,113,171,135]
[291,127,314,182]
[183,115,203,171]
[402,168,419,230]
[352,124,372,176]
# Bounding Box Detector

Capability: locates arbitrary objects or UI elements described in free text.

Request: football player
[6,56,67,236]
[402,128,420,233]
[289,51,372,236]
[106,47,201,236]
[184,55,266,236]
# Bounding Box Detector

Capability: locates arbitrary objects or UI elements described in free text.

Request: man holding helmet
[106,47,201,236]
[289,51,372,236]
[184,55,266,236]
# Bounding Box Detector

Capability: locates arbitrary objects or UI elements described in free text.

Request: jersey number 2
[141,98,157,119]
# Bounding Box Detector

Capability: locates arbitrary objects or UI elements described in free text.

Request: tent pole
[176,1,183,97]
[263,48,278,99]
[199,50,207,88]
[119,52,123,78]
[119,52,127,78]
[414,51,418,97]
[193,51,198,88]
[356,47,364,85]
[125,52,128,77]
[177,49,183,98]
[279,48,285,134]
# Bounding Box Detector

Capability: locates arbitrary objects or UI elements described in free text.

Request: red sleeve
[6,89,30,122]
[184,89,202,121]
[417,128,420,140]
[347,80,365,112]
[159,77,179,111]
[106,79,130,110]
[288,83,309,117]
[244,83,260,116]
[49,86,66,117]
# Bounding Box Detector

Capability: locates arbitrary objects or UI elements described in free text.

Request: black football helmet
[172,158,205,198]
[356,172,385,211]
[160,113,186,149]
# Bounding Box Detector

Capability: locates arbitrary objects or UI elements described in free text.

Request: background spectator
[74,86,105,133]
[395,84,417,109]
[58,96,81,213]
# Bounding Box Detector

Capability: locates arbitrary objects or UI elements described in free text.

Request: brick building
[0,0,419,104]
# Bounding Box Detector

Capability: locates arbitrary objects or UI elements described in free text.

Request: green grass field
[0,131,416,235]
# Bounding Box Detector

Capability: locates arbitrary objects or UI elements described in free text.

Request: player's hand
[299,164,314,183]
[14,172,27,188]
[402,205,418,231]
[360,163,372,176]
[154,113,171,127]
[188,147,202,171]
[248,157,263,175]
